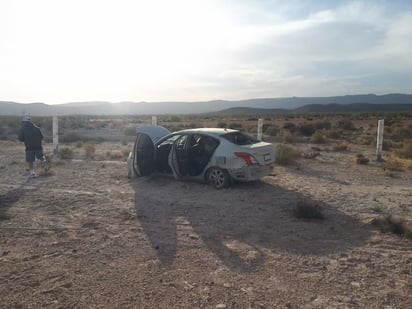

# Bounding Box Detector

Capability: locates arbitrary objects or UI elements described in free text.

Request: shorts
[26,150,44,163]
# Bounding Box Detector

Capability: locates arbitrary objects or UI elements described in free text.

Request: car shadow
[132,177,371,272]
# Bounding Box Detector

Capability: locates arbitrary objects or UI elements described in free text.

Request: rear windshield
[221,132,259,145]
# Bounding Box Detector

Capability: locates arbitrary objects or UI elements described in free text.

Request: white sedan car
[127,125,275,189]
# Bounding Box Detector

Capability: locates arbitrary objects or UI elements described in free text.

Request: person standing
[18,116,45,178]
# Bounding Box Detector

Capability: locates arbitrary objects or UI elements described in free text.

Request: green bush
[298,123,315,136]
[275,144,300,165]
[282,122,296,131]
[314,121,331,130]
[60,131,85,143]
[58,147,74,159]
[309,131,325,144]
[336,119,355,131]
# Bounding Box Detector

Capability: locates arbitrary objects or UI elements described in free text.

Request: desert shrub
[84,142,96,158]
[61,131,85,143]
[278,130,294,143]
[390,126,412,141]
[325,129,341,139]
[292,200,324,219]
[331,143,348,152]
[282,122,296,131]
[37,155,54,176]
[370,138,395,150]
[122,148,131,158]
[355,154,369,165]
[371,214,412,239]
[298,123,315,136]
[228,122,242,129]
[395,142,412,159]
[314,121,331,130]
[382,156,403,171]
[107,151,123,160]
[217,122,227,128]
[124,126,137,136]
[275,144,300,165]
[264,126,279,136]
[336,119,355,131]
[58,147,74,160]
[309,131,325,144]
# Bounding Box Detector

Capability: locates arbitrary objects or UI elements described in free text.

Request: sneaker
[29,171,37,178]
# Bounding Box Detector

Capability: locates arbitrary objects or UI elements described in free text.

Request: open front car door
[133,133,155,176]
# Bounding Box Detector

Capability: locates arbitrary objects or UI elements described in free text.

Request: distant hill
[1,94,412,116]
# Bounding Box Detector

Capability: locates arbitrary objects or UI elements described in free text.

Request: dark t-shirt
[18,123,43,151]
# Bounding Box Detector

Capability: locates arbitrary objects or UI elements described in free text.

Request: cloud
[0,0,411,102]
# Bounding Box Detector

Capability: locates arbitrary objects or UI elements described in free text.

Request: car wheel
[207,167,230,189]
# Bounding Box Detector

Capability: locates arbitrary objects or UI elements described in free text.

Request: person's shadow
[0,185,26,219]
[132,177,370,272]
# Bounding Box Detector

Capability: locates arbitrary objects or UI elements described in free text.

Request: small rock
[351,282,361,288]
[216,304,227,309]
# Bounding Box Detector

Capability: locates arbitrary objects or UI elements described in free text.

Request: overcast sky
[1,0,411,104]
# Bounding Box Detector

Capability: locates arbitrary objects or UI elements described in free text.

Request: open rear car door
[168,135,189,179]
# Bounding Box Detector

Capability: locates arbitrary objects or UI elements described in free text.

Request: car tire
[207,167,230,189]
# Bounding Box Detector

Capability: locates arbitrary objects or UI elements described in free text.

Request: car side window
[157,134,182,148]
[175,135,188,149]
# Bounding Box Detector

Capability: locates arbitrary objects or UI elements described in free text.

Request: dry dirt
[1,140,411,309]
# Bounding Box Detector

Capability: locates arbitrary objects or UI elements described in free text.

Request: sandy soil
[1,140,411,308]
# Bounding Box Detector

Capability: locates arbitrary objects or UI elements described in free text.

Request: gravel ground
[1,140,411,308]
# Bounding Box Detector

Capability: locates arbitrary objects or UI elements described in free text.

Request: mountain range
[1,94,412,116]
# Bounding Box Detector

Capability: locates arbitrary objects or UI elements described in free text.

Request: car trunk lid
[238,142,275,165]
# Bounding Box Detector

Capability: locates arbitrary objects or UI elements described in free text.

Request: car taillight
[234,152,257,165]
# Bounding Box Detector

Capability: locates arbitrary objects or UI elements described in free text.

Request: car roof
[174,128,238,137]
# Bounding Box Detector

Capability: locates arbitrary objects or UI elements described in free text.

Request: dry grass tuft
[395,142,412,159]
[355,154,369,165]
[382,155,404,171]
[37,155,54,176]
[331,143,349,152]
[292,200,324,220]
[84,142,96,158]
[371,214,412,240]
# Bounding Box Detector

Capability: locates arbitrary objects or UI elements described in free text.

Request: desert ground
[0,136,411,308]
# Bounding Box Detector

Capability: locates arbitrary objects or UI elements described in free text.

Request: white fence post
[152,116,157,126]
[376,119,384,161]
[257,118,263,141]
[52,116,59,154]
